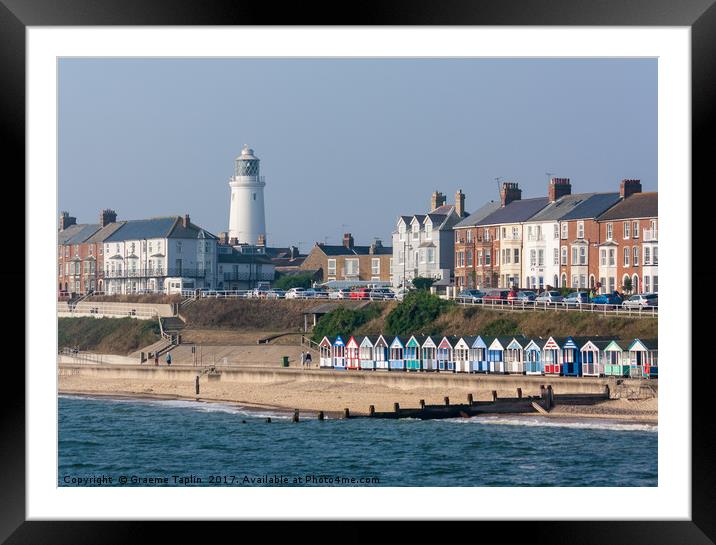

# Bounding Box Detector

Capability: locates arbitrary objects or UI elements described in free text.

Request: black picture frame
[4,0,711,542]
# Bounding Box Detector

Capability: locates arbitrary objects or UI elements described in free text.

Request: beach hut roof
[524,339,542,350]
[347,335,365,346]
[605,339,628,350]
[460,335,479,346]
[629,338,658,351]
[389,336,407,347]
[407,335,428,346]
[580,339,614,350]
[360,336,376,346]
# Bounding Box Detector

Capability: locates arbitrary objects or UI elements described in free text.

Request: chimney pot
[431,191,446,211]
[455,189,466,217]
[500,182,522,207]
[548,177,572,202]
[59,211,77,231]
[183,214,190,228]
[619,179,642,199]
[343,233,354,249]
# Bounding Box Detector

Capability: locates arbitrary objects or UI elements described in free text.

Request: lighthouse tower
[228,145,267,245]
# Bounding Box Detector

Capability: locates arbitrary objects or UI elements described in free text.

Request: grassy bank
[58,317,161,355]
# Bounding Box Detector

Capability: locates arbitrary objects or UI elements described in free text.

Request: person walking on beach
[166,352,172,366]
[300,351,306,368]
[154,353,159,366]
[305,352,312,369]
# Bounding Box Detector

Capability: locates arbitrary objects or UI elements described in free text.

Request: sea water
[59,395,657,487]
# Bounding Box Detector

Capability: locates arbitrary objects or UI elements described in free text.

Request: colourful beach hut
[603,340,629,377]
[469,336,490,373]
[541,337,562,375]
[524,339,543,375]
[421,336,438,371]
[505,336,529,374]
[405,336,426,371]
[332,335,346,370]
[452,337,473,373]
[560,337,584,377]
[373,335,390,370]
[580,339,610,377]
[487,337,511,374]
[359,336,377,370]
[437,336,459,371]
[319,336,334,368]
[628,339,658,379]
[345,336,363,370]
[388,336,407,371]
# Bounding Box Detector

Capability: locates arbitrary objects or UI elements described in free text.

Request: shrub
[480,317,520,337]
[274,273,314,290]
[311,305,382,343]
[411,277,435,290]
[384,290,453,336]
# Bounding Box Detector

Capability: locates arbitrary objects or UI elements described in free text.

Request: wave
[448,415,657,433]
[59,394,292,419]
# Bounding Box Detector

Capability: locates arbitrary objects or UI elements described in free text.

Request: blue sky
[58,58,657,251]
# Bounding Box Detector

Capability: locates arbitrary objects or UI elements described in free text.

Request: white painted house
[391,191,467,288]
[103,215,218,294]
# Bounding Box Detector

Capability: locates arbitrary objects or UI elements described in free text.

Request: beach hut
[453,337,473,373]
[603,340,628,377]
[421,336,438,371]
[628,339,658,379]
[505,336,529,374]
[332,335,346,370]
[359,336,377,370]
[405,336,426,371]
[437,336,459,371]
[469,336,490,373]
[523,339,543,375]
[487,337,511,374]
[318,336,334,368]
[541,337,562,375]
[560,337,584,377]
[373,335,390,370]
[580,339,611,377]
[345,336,363,370]
[388,336,407,371]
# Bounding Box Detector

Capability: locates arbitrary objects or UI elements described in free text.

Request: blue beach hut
[332,335,347,370]
[469,336,490,373]
[560,337,583,377]
[388,336,407,371]
[524,339,543,375]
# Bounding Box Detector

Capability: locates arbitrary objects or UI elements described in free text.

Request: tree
[411,277,435,290]
[622,277,633,294]
[384,290,452,336]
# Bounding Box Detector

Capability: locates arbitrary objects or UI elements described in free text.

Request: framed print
[4,0,713,542]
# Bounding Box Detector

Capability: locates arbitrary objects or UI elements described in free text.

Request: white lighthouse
[228,144,267,245]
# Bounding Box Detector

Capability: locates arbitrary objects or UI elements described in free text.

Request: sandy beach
[58,361,658,423]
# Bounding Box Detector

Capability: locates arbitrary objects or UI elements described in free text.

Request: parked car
[482,289,510,303]
[591,292,623,307]
[252,286,271,298]
[508,290,536,303]
[349,287,371,300]
[368,288,395,300]
[265,289,285,299]
[456,289,485,303]
[622,293,658,308]
[328,288,352,299]
[285,287,308,299]
[562,291,591,307]
[393,288,411,301]
[535,290,563,303]
[311,288,330,299]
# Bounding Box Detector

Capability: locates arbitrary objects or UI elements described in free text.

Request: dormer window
[412,223,419,239]
[425,223,432,240]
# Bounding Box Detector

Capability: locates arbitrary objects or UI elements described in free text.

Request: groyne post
[467,393,473,406]
[344,408,350,419]
[419,399,426,409]
[547,385,554,408]
[293,409,300,423]
[444,396,450,406]
[517,388,522,399]
[318,411,325,421]
[393,402,400,413]
[604,385,611,399]
[492,390,498,402]
[369,405,375,417]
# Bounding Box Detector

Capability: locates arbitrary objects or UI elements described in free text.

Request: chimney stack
[343,233,354,249]
[59,211,76,231]
[431,191,446,211]
[182,214,190,228]
[500,182,522,207]
[548,178,571,202]
[619,179,642,199]
[455,189,466,217]
[229,236,239,246]
[257,234,266,247]
[369,239,383,255]
[218,231,229,245]
[289,246,298,259]
[99,208,117,227]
